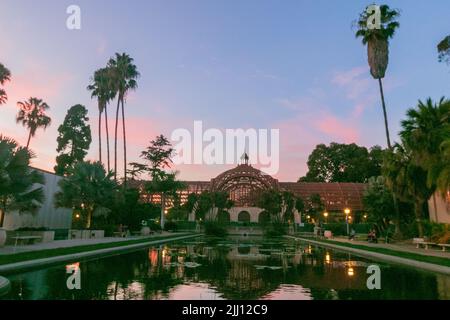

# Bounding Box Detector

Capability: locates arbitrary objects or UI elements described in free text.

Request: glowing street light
[347,267,354,277]
[344,208,351,235]
[323,211,328,223]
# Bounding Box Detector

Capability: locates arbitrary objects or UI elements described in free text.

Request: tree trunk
[98,107,102,164]
[415,200,424,238]
[0,208,4,228]
[104,106,111,172]
[86,209,92,229]
[114,96,121,181]
[26,130,32,148]
[378,78,392,149]
[160,194,165,230]
[392,195,402,239]
[121,98,127,187]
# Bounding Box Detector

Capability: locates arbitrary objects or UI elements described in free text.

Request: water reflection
[2,236,449,300]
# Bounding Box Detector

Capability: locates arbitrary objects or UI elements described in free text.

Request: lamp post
[323,211,328,224]
[344,208,351,235]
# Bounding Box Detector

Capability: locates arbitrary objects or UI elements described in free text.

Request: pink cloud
[332,66,367,86]
[3,61,72,103]
[314,115,359,143]
[332,66,378,118]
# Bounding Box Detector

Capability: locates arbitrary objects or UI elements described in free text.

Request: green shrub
[147,220,162,232]
[264,222,286,237]
[423,221,450,243]
[354,223,371,234]
[204,221,228,237]
[15,227,49,231]
[323,223,348,236]
[297,223,314,232]
[164,221,178,231]
[176,221,197,230]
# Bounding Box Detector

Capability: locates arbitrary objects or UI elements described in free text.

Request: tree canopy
[54,104,92,176]
[0,135,45,227]
[55,161,117,229]
[299,143,384,183]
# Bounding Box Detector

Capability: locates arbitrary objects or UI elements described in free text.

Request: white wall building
[428,191,450,224]
[2,168,72,231]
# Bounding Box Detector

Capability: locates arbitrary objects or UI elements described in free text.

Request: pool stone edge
[0,276,10,296]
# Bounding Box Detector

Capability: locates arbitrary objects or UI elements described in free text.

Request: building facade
[136,163,367,224]
[428,191,450,224]
[2,168,72,231]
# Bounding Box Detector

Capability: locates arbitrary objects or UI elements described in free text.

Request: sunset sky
[0,0,449,181]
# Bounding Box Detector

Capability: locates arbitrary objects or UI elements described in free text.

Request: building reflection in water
[2,236,449,300]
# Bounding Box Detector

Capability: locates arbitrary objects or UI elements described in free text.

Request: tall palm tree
[0,63,11,105]
[383,144,432,238]
[400,98,450,195]
[355,4,400,149]
[16,97,51,148]
[108,53,139,183]
[437,35,450,65]
[88,67,115,171]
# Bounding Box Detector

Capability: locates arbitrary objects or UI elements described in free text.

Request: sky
[0,0,449,182]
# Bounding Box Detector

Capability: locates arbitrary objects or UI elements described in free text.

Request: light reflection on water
[2,236,449,300]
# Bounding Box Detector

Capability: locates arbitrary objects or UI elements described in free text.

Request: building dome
[210,164,278,206]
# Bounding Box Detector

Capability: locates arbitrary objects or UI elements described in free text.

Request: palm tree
[0,135,45,229]
[355,4,400,149]
[108,53,140,183]
[400,97,450,195]
[88,67,115,171]
[437,35,450,64]
[55,161,117,229]
[145,171,186,229]
[0,63,11,105]
[383,144,433,237]
[16,97,51,148]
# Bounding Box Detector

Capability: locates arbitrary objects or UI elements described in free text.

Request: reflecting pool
[2,236,449,300]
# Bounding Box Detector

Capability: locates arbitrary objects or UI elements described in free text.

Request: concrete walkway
[0,231,177,255]
[0,233,202,273]
[330,237,450,259]
[287,235,450,275]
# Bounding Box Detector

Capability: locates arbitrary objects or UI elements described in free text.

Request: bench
[413,238,435,250]
[438,244,450,252]
[113,231,128,238]
[11,236,42,246]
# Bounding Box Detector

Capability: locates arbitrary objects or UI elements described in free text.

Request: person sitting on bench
[367,228,378,243]
[349,228,356,240]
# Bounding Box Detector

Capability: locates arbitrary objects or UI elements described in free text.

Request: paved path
[0,232,176,255]
[330,237,450,259]
[0,233,202,273]
[287,236,450,275]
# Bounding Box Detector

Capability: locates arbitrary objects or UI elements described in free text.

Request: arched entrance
[258,211,270,224]
[218,210,230,223]
[238,211,251,223]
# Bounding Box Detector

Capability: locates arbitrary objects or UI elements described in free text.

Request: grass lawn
[0,233,196,266]
[295,237,450,267]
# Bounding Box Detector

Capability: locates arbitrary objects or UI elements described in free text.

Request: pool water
[1,236,449,300]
